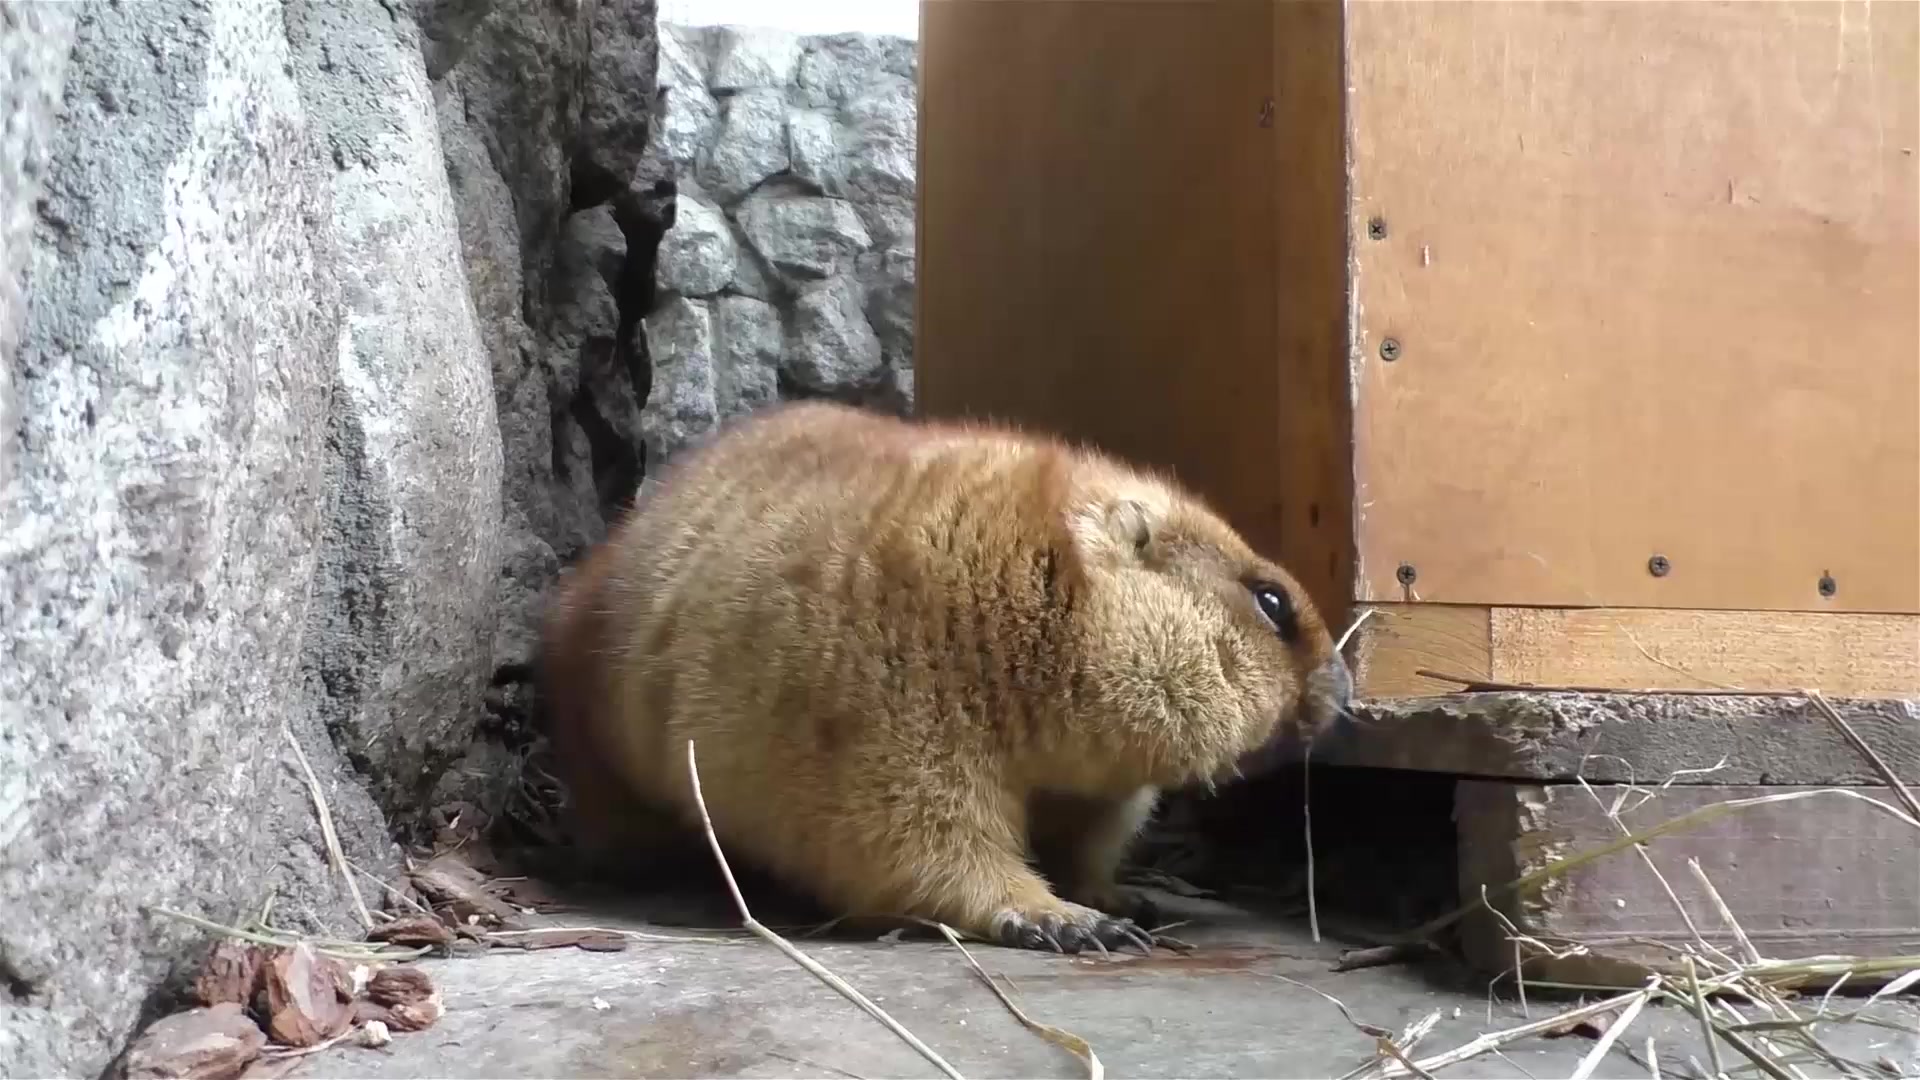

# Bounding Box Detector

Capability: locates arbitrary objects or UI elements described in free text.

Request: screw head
[1367,216,1389,241]
[1380,337,1402,362]
[1647,554,1671,578]
[1395,562,1418,587]
[1818,573,1837,598]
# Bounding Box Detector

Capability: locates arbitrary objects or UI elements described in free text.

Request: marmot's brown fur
[539,401,1353,953]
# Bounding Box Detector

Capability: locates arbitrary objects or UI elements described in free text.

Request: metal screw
[1818,573,1837,598]
[1367,217,1388,241]
[1395,563,1418,587]
[1379,337,1402,362]
[1647,554,1671,578]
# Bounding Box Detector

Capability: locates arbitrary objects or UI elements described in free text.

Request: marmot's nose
[1308,653,1356,738]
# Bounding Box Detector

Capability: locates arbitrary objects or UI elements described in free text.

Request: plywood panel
[915,0,1355,622]
[1492,607,1920,697]
[1352,603,1920,698]
[1348,1,1920,614]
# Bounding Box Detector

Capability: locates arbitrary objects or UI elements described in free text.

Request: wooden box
[913,0,1920,702]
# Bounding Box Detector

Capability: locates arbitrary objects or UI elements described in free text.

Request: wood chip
[262,944,353,1047]
[408,853,524,929]
[365,914,455,949]
[194,941,268,1008]
[486,928,630,953]
[125,1003,267,1080]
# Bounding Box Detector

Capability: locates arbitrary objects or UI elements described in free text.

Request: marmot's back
[541,401,1353,953]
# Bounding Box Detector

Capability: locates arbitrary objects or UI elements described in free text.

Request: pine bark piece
[365,914,455,949]
[365,966,444,1031]
[125,1003,267,1080]
[262,943,352,1047]
[193,941,268,1008]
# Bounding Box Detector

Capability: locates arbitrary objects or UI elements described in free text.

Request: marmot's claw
[995,906,1157,956]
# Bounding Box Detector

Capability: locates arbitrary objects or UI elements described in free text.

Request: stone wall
[639,24,918,466]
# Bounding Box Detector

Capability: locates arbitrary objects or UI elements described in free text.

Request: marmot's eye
[1250,583,1299,643]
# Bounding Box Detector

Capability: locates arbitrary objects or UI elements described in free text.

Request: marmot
[539,401,1353,954]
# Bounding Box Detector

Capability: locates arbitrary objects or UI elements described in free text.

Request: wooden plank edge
[1350,603,1920,700]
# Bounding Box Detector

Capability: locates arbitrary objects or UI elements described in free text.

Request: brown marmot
[539,401,1353,954]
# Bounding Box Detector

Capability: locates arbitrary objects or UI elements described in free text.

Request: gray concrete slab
[285,902,1920,1079]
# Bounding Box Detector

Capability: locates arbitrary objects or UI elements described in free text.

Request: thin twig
[346,859,430,917]
[1806,690,1920,822]
[1412,669,1797,697]
[282,723,373,931]
[685,741,965,1080]
[933,923,1103,1080]
[1304,738,1320,943]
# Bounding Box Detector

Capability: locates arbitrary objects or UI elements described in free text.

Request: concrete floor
[286,895,1920,1079]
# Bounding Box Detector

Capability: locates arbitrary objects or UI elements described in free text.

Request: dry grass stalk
[933,922,1104,1080]
[1806,689,1920,821]
[684,740,966,1080]
[281,722,374,931]
[1566,981,1654,1080]
[1304,608,1378,948]
[147,907,426,963]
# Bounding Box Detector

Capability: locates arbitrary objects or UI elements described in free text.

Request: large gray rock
[657,192,738,297]
[641,297,720,465]
[287,0,503,816]
[786,274,885,395]
[697,87,790,204]
[0,2,396,1075]
[579,0,662,188]
[787,107,843,195]
[0,3,72,494]
[714,294,784,416]
[709,25,802,91]
[793,32,919,109]
[652,25,718,175]
[736,192,871,282]
[840,75,916,202]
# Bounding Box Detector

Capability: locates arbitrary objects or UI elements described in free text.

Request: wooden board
[1347,1,1920,614]
[915,0,1355,623]
[1456,780,1920,985]
[1319,689,1920,787]
[1351,603,1920,699]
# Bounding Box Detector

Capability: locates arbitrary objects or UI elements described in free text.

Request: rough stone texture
[1327,692,1920,785]
[639,23,918,469]
[656,191,737,297]
[0,0,662,1075]
[1,2,396,1074]
[273,906,1920,1079]
[284,0,502,816]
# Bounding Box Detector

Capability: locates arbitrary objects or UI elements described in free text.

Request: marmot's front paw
[992,901,1154,955]
[1071,884,1162,930]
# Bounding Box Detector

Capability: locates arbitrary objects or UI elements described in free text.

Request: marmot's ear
[1104,498,1154,555]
